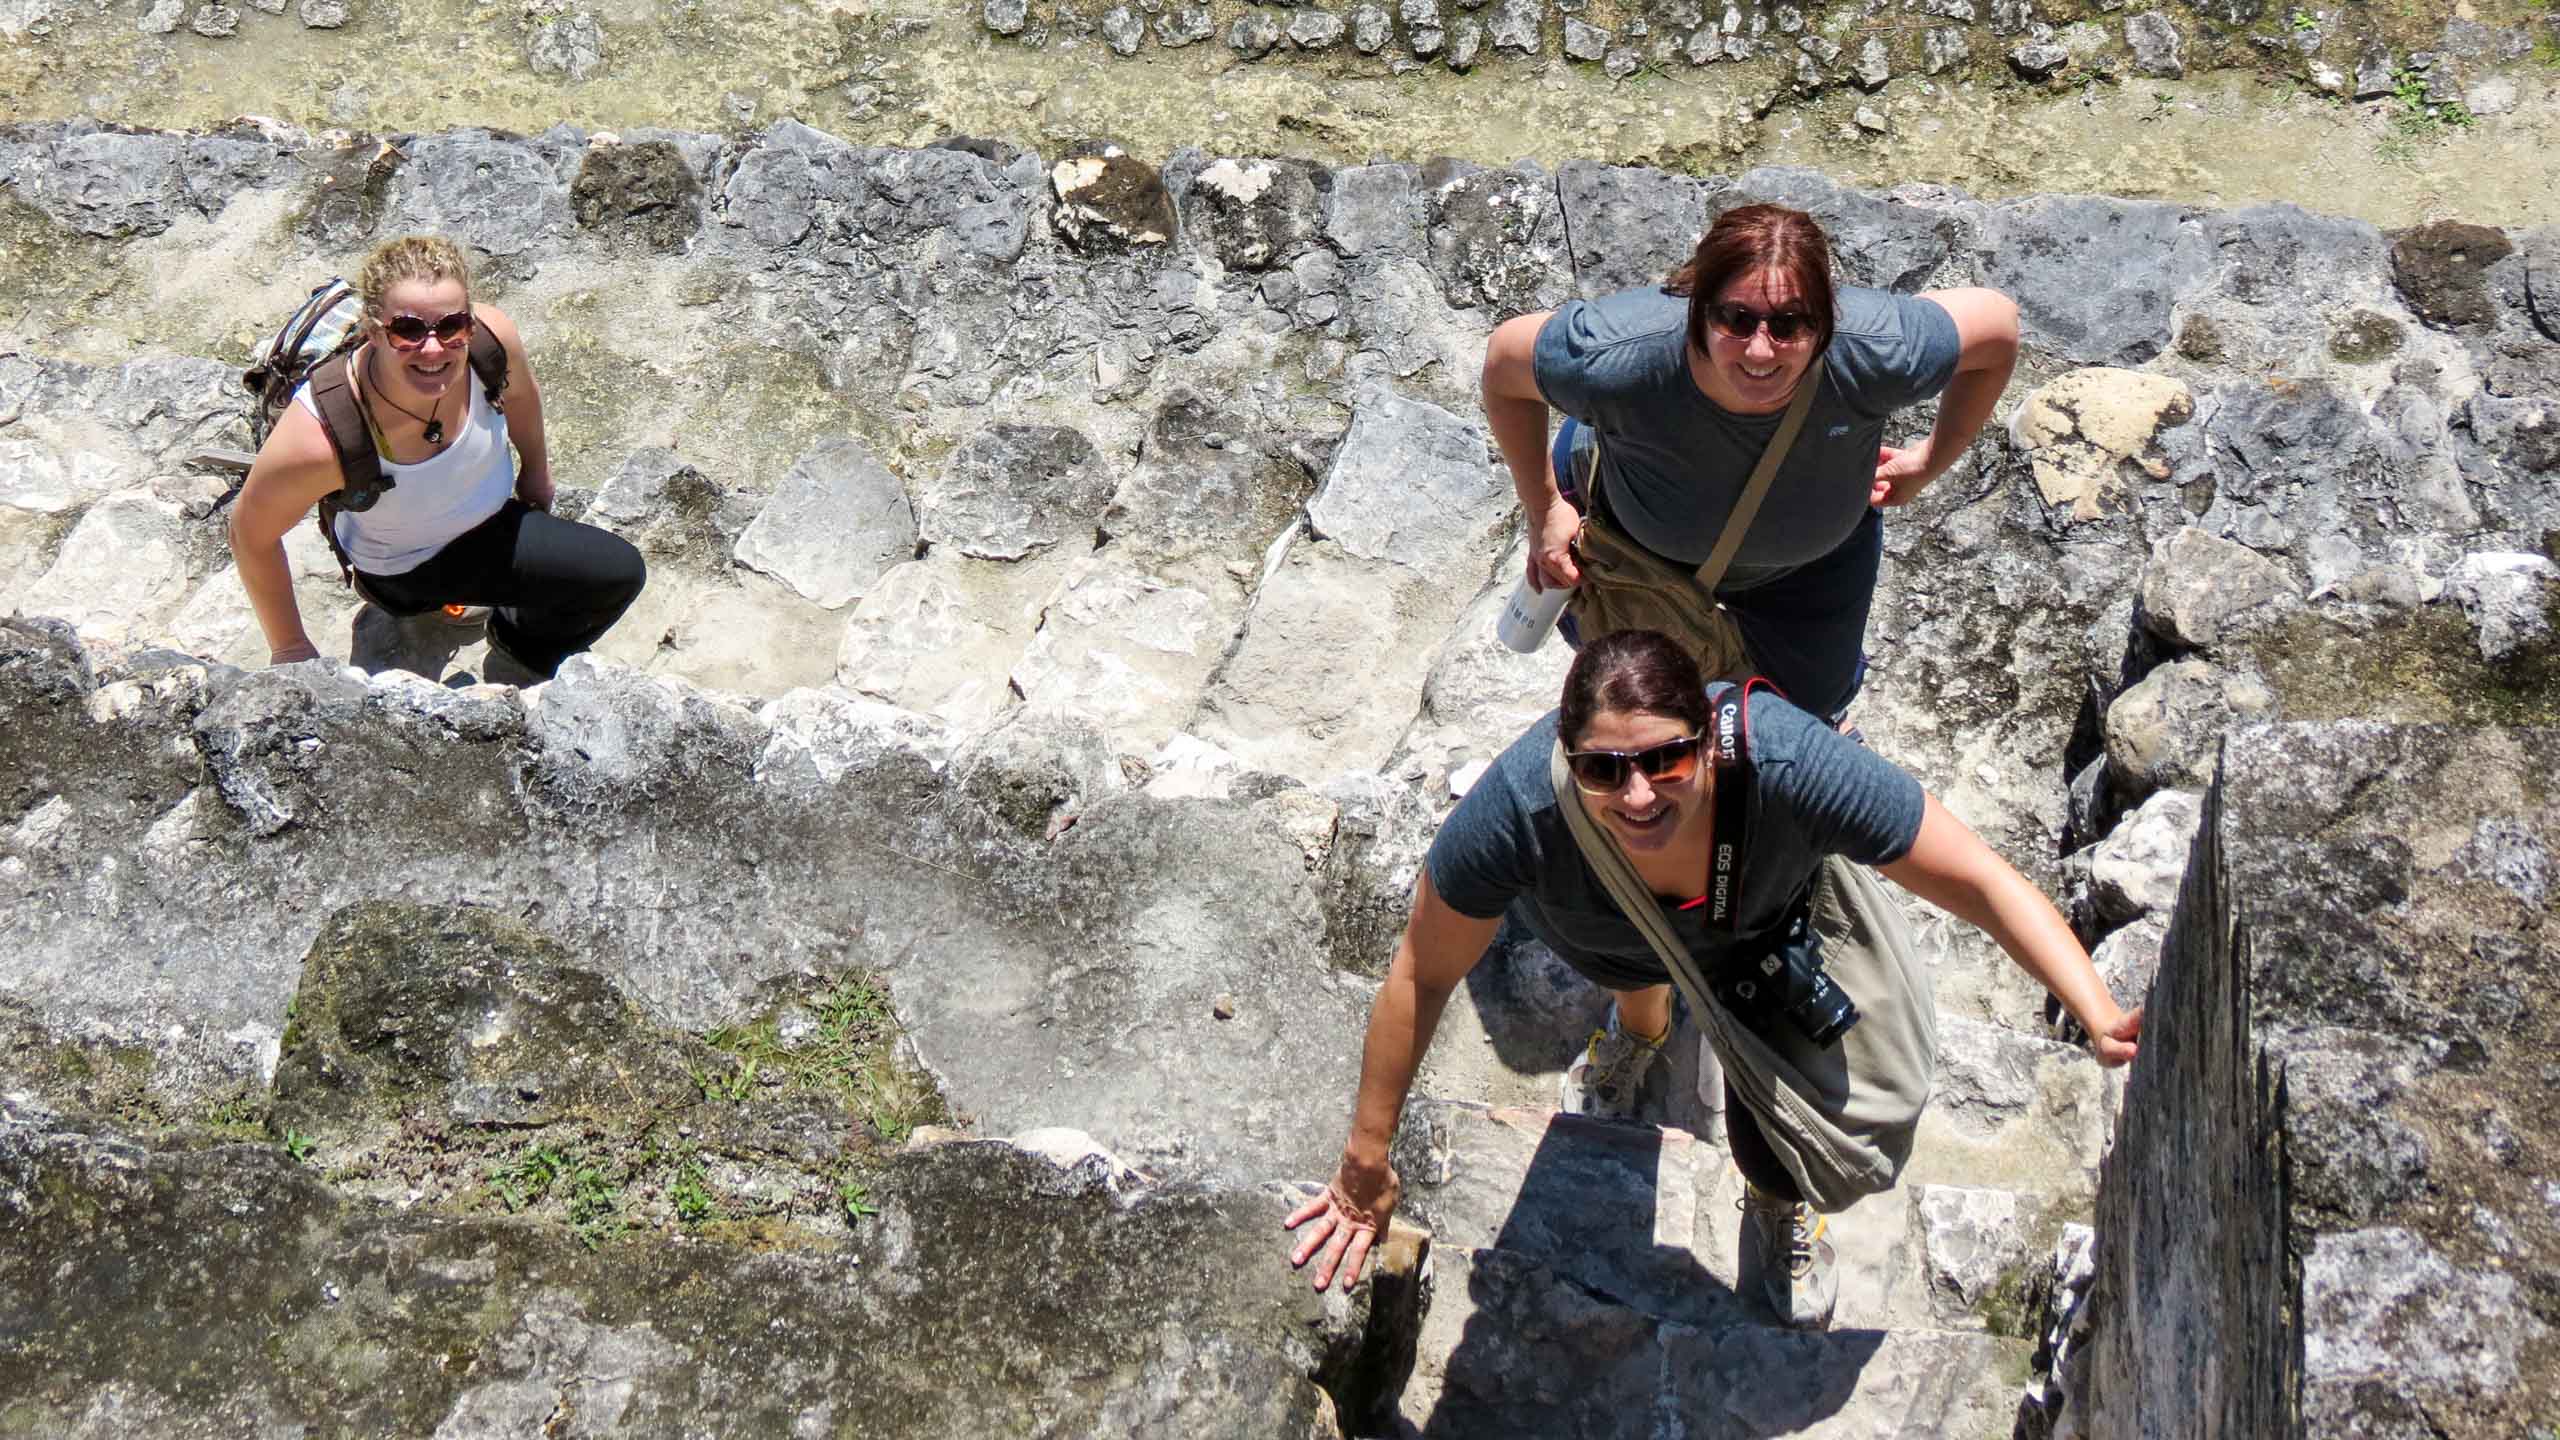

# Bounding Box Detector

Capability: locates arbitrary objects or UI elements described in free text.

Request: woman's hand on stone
[1528,496,1583,592]
[2092,1005,2143,1068]
[1284,1155,1402,1292]
[1870,442,1936,508]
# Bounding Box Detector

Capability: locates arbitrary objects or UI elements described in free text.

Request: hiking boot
[1739,1181,1838,1331]
[478,637,547,689]
[1559,1006,1666,1122]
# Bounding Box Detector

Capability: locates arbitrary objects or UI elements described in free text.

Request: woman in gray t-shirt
[1284,630,2140,1330]
[1481,203,2021,721]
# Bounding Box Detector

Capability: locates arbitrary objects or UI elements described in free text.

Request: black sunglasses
[379,309,475,350]
[1707,301,1815,344]
[1564,734,1703,794]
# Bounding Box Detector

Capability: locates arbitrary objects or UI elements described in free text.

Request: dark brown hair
[1559,630,1710,750]
[1662,203,1837,360]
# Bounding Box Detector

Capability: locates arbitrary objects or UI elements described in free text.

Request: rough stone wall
[2083,721,2559,1437]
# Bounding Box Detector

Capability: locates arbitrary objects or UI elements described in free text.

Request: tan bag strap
[1581,356,1828,594]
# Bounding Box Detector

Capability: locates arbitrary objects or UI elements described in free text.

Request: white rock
[2444,551,2556,665]
[2089,788,2203,926]
[733,438,917,610]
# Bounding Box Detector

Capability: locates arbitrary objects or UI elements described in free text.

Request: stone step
[1394,1101,2075,1340]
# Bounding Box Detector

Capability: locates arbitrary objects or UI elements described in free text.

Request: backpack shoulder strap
[467,324,509,411]
[303,352,380,584]
[1703,678,1772,937]
[1693,356,1826,592]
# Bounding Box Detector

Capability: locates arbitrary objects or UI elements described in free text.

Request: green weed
[838,1173,879,1227]
[486,1143,624,1249]
[669,1154,718,1227]
[700,975,945,1144]
[2288,8,2317,31]
[488,1143,571,1212]
[2379,67,2476,163]
[281,1129,317,1164]
[690,1055,760,1103]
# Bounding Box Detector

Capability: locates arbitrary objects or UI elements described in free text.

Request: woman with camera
[229,234,645,682]
[1284,630,2139,1330]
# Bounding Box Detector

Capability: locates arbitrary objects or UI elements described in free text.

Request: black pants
[1726,1097,1805,1206]
[358,501,646,678]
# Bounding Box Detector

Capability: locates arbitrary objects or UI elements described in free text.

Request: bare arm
[1483,309,1583,590]
[226,404,348,665]
[1285,868,1502,1290]
[476,304,552,509]
[1879,793,2140,1065]
[1872,288,2022,507]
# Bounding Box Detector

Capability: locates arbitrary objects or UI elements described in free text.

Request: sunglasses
[1707,301,1815,344]
[378,309,475,350]
[1564,734,1703,794]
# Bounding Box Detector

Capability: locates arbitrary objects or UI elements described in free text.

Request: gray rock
[985,0,1027,32]
[2354,47,2396,98]
[1562,15,1607,58]
[1351,3,1388,51]
[1682,27,1719,63]
[917,424,1112,562]
[2104,657,2276,800]
[189,1,235,34]
[2086,914,2167,1020]
[1183,156,1325,271]
[526,11,605,81]
[1444,16,1481,67]
[1101,2,1143,52]
[1486,0,1538,51]
[1152,4,1211,44]
[1228,9,1280,55]
[733,438,917,609]
[1914,1184,2046,1322]
[296,0,344,24]
[384,130,572,262]
[1397,0,1436,32]
[1978,196,2211,366]
[2137,526,2304,651]
[1556,162,1713,297]
[1048,141,1177,253]
[2443,551,2557,664]
[1325,163,1424,262]
[2125,11,2182,77]
[1853,34,1890,88]
[1304,386,1505,575]
[15,130,191,237]
[2008,40,2068,77]
[1422,159,1573,317]
[1101,387,1312,569]
[136,0,183,31]
[583,450,752,557]
[2087,786,2203,927]
[1604,44,1643,76]
[1922,24,1967,72]
[1286,7,1344,46]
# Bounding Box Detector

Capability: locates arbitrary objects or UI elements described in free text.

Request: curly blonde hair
[355,234,471,318]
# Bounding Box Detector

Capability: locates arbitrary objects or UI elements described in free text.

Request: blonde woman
[229,235,644,680]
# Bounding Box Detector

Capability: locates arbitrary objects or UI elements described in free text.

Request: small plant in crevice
[668,1153,719,1228]
[837,1172,879,1227]
[489,1143,571,1212]
[690,1055,760,1103]
[697,973,950,1146]
[281,1129,317,1164]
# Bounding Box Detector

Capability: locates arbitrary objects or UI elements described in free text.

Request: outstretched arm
[1872,288,2021,508]
[1285,869,1501,1291]
[227,404,348,665]
[476,303,552,510]
[1482,309,1581,591]
[1878,793,2141,1066]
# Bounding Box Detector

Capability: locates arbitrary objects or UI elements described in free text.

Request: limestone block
[2443,550,2557,664]
[2008,368,2195,522]
[1914,1183,2047,1322]
[2136,526,2304,650]
[1304,386,1506,576]
[2087,786,2203,928]
[1047,142,1176,254]
[835,559,1019,726]
[1182,157,1325,272]
[1012,562,1231,753]
[2103,658,2275,801]
[733,437,917,609]
[0,437,126,514]
[915,423,1112,562]
[20,494,197,645]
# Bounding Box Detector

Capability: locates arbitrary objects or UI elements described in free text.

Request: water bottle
[1496,573,1571,653]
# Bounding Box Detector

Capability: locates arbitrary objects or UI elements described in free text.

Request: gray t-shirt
[1426,687,1925,990]
[1533,284,1962,587]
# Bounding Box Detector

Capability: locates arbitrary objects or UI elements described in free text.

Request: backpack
[240,279,508,583]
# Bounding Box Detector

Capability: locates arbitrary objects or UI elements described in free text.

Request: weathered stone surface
[384,130,573,263]
[1287,6,1345,47]
[2443,550,2557,664]
[1049,141,1178,253]
[527,10,605,80]
[1486,0,1539,50]
[2081,723,2560,1435]
[2008,368,2194,522]
[2008,40,2068,78]
[2125,11,2181,76]
[1556,162,1713,298]
[18,493,200,646]
[1979,198,2211,366]
[1852,34,1890,88]
[1012,562,1231,750]
[2136,526,2303,651]
[916,423,1112,562]
[1102,2,1144,53]
[1154,3,1212,45]
[1099,386,1312,570]
[2103,657,2277,800]
[588,449,755,558]
[1351,2,1388,50]
[733,437,917,609]
[833,559,1019,724]
[2087,786,2203,928]
[1183,156,1326,271]
[1229,9,1281,56]
[1422,159,1572,317]
[569,138,700,250]
[2390,219,2515,330]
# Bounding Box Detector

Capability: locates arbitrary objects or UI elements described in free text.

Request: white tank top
[295,359,514,576]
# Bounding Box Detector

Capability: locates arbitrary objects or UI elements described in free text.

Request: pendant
[424,420,444,445]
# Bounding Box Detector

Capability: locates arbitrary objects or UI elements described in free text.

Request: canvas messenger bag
[1561,357,1827,683]
[1548,676,1937,1212]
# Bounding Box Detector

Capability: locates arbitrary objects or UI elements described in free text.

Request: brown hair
[355,234,471,320]
[1662,203,1837,360]
[1559,630,1710,750]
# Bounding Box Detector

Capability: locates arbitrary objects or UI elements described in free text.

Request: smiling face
[368,275,473,402]
[1690,265,1820,415]
[1570,707,1711,856]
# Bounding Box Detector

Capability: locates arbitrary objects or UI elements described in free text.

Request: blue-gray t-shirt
[1533,284,1961,588]
[1425,687,1925,991]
